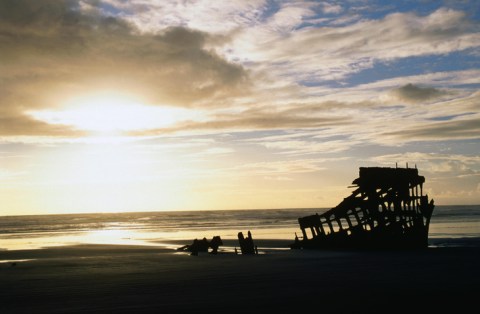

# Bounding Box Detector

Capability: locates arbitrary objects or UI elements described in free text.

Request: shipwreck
[291,166,435,249]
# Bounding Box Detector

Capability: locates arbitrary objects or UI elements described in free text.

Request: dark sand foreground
[1,239,479,313]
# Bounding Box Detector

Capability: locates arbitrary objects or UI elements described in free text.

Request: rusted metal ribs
[291,167,435,249]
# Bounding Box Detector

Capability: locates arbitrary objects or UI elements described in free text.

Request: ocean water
[0,205,479,250]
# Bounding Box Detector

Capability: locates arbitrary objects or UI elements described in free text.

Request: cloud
[382,117,480,141]
[235,8,480,82]
[129,102,351,136]
[388,84,446,103]
[188,147,235,158]
[320,3,343,15]
[0,0,249,136]
[374,90,480,142]
[107,0,266,34]
[371,152,480,168]
[235,159,329,175]
[260,139,359,155]
[370,152,480,202]
[1,0,479,150]
[266,2,317,33]
[0,113,85,137]
[126,87,480,151]
[356,69,480,91]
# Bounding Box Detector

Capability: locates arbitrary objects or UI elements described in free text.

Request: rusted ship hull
[291,167,435,249]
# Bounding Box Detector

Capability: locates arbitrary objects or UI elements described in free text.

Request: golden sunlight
[29,92,194,136]
[18,141,194,214]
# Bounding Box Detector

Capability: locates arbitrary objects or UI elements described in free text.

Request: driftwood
[177,236,223,255]
[291,166,435,249]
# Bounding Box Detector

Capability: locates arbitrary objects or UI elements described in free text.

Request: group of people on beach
[178,231,258,255]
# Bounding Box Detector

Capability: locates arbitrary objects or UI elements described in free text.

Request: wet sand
[1,240,479,313]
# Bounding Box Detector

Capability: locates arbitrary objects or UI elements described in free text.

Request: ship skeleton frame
[292,167,435,249]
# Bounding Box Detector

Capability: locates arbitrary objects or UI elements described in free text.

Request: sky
[0,0,479,216]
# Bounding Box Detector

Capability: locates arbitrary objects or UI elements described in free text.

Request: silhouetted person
[177,235,223,255]
[209,236,223,254]
[238,231,256,254]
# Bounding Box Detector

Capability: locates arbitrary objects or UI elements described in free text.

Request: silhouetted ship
[291,166,435,249]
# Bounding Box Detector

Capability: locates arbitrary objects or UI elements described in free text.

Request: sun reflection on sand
[0,259,35,264]
[0,227,299,251]
[0,229,160,251]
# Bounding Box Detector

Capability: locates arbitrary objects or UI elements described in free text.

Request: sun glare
[29,92,194,136]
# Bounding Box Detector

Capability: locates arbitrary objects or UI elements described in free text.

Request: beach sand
[1,239,479,313]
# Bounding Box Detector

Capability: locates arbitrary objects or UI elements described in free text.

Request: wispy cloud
[128,104,351,136]
[234,8,480,82]
[370,151,480,203]
[371,152,480,170]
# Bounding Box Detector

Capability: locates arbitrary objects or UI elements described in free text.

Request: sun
[29,91,192,136]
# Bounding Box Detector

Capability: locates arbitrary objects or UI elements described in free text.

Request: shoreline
[1,238,480,312]
[1,236,480,261]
